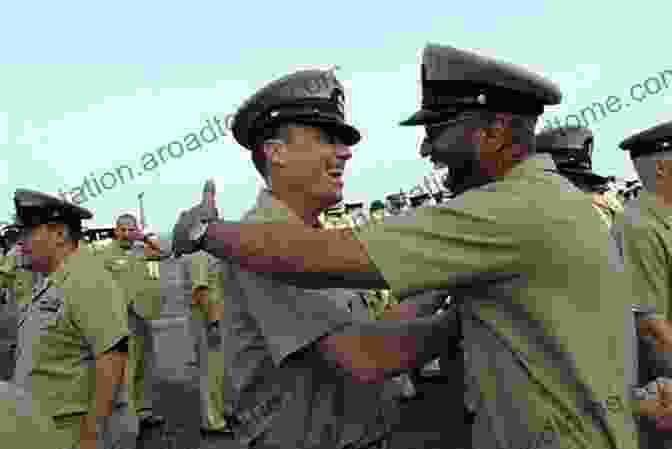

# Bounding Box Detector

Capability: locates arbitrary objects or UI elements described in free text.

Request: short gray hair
[631,150,672,192]
[466,110,538,153]
[252,123,293,181]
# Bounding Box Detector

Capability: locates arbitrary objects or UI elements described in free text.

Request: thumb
[202,179,216,209]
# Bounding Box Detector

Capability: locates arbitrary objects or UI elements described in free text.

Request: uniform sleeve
[67,264,130,356]
[619,214,671,319]
[0,256,17,290]
[191,253,209,289]
[353,195,524,297]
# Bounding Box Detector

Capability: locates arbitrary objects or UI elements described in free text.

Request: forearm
[203,221,387,289]
[319,308,460,383]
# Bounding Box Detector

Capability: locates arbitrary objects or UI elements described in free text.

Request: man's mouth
[430,157,447,170]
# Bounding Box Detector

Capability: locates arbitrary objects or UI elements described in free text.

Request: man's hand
[172,179,219,257]
[636,378,672,427]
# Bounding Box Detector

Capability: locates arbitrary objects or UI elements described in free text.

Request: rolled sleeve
[353,197,524,296]
[67,268,130,356]
[192,253,210,289]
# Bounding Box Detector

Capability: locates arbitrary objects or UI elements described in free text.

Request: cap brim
[399,108,461,126]
[291,118,361,146]
[559,168,609,185]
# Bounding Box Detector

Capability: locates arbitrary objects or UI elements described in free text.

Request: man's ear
[49,223,68,248]
[655,159,672,179]
[266,141,288,168]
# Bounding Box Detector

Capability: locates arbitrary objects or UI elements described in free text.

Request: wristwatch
[189,221,210,250]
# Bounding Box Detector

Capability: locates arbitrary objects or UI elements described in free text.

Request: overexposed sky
[3,0,672,230]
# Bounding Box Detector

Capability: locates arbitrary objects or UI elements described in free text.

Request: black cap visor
[558,167,609,186]
[278,116,361,146]
[400,108,461,126]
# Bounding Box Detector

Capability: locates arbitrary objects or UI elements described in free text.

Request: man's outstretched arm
[202,222,389,289]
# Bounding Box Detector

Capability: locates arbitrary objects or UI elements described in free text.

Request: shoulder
[63,250,121,293]
[620,200,659,233]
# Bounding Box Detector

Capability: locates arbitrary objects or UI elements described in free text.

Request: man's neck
[270,189,326,227]
[46,246,76,274]
[652,190,672,210]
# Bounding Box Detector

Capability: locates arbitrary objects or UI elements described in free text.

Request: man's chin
[30,259,49,273]
[319,191,343,209]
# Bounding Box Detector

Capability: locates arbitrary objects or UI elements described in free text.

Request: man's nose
[419,138,433,158]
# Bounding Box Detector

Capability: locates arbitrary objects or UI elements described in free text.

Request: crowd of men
[3,41,672,449]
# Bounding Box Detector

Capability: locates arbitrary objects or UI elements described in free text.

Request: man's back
[353,155,637,449]
[468,160,634,448]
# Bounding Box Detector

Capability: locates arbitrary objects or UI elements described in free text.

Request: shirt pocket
[35,290,66,330]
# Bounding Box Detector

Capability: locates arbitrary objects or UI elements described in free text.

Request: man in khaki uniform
[173,44,655,449]
[0,380,64,448]
[95,214,164,429]
[613,121,672,448]
[12,189,133,449]
[172,68,463,448]
[183,249,230,435]
[536,125,624,229]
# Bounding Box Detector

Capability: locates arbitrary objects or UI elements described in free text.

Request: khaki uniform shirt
[612,190,672,448]
[613,191,672,320]
[133,256,163,321]
[217,189,398,449]
[190,251,224,322]
[95,240,146,311]
[354,154,638,449]
[0,253,38,308]
[13,248,129,448]
[0,381,62,448]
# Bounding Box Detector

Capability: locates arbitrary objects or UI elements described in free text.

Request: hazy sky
[3,0,672,231]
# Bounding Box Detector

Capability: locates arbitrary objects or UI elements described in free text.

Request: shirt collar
[505,153,556,180]
[251,188,324,228]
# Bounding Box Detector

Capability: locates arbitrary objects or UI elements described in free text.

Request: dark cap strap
[423,81,545,116]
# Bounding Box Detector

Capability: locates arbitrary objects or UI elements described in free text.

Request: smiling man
[173,44,647,449]
[180,68,445,449]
